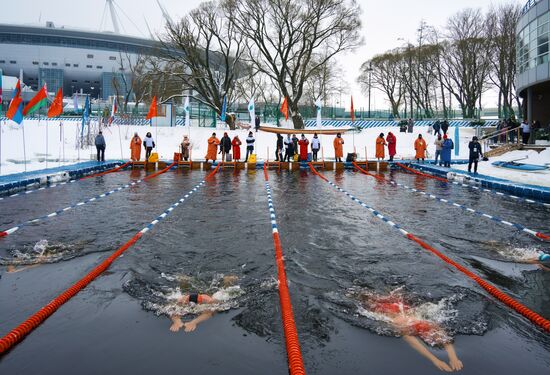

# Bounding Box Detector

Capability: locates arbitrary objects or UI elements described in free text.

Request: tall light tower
[106,0,121,34]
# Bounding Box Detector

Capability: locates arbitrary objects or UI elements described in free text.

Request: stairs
[485,143,523,158]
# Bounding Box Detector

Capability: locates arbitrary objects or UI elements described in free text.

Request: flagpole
[46,117,49,169]
[61,121,65,165]
[118,123,123,160]
[22,123,27,172]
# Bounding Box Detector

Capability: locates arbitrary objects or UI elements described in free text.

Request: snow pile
[0,119,475,175]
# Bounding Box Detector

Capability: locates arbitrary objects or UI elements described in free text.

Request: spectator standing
[407,118,414,133]
[432,120,441,136]
[311,133,321,162]
[375,133,386,161]
[130,133,142,161]
[95,131,106,162]
[386,132,397,161]
[181,135,190,161]
[143,132,155,160]
[220,132,232,161]
[468,136,483,174]
[441,119,449,135]
[284,134,295,162]
[333,133,345,162]
[441,135,454,168]
[275,134,284,161]
[520,120,531,144]
[434,134,443,166]
[232,135,242,161]
[414,134,427,163]
[244,132,255,162]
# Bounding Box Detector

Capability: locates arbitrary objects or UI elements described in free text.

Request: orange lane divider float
[0,166,220,355]
[0,162,178,239]
[353,162,550,242]
[81,161,132,180]
[307,163,550,333]
[395,162,448,183]
[263,170,307,375]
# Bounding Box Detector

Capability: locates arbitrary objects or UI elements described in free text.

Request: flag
[280,96,289,121]
[184,96,190,127]
[350,96,355,123]
[6,79,24,124]
[23,84,48,115]
[220,96,227,122]
[146,96,158,120]
[248,97,255,127]
[109,96,118,125]
[81,95,90,136]
[73,93,79,112]
[47,88,63,118]
[0,69,3,104]
[315,97,322,128]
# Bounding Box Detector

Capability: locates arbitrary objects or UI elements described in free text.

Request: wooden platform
[131,161,168,171]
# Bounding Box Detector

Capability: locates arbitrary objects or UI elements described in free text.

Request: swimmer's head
[222,275,238,287]
[177,275,193,291]
[360,294,409,316]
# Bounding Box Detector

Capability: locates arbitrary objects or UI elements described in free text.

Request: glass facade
[38,68,64,93]
[101,72,133,100]
[517,11,550,74]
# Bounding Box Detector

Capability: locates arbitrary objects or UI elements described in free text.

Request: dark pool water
[0,168,549,374]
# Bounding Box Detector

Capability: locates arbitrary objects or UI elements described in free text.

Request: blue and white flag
[248,97,255,127]
[73,93,79,112]
[184,96,190,127]
[81,95,90,136]
[220,96,227,122]
[315,97,322,128]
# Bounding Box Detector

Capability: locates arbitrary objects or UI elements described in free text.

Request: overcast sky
[1,0,524,110]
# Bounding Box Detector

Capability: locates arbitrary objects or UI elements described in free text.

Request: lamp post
[367,62,373,119]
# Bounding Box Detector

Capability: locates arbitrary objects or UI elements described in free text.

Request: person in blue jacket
[441,134,454,168]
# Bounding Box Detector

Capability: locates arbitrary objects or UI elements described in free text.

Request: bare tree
[486,3,522,119]
[232,0,363,129]
[156,0,245,128]
[304,59,346,106]
[359,50,404,117]
[439,9,492,119]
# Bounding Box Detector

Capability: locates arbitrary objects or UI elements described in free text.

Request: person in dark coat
[94,131,106,162]
[441,120,449,135]
[441,135,454,168]
[292,134,299,157]
[220,132,232,161]
[284,134,295,162]
[432,120,441,136]
[255,115,261,132]
[275,134,284,161]
[468,136,483,174]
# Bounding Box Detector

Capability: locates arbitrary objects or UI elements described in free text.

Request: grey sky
[1,0,524,109]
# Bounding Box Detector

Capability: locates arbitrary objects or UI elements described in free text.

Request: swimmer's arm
[444,343,463,371]
[538,264,550,272]
[6,264,41,273]
[184,311,214,332]
[402,335,452,372]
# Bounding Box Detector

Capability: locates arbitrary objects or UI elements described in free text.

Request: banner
[248,97,255,128]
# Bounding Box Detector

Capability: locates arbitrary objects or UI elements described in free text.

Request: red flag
[350,96,355,123]
[280,97,289,121]
[146,96,158,120]
[47,88,64,118]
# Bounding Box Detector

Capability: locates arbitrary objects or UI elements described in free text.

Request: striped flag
[184,96,190,127]
[109,96,118,125]
[23,84,48,115]
[220,96,227,122]
[6,80,24,124]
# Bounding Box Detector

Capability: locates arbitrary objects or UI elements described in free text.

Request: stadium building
[0,0,173,101]
[517,0,550,126]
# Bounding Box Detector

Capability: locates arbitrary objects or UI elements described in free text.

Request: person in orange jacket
[130,132,142,161]
[333,133,345,162]
[375,133,387,161]
[414,134,427,162]
[298,134,309,161]
[232,135,242,161]
[205,133,220,162]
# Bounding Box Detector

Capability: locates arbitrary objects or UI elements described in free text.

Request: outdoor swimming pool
[0,166,549,374]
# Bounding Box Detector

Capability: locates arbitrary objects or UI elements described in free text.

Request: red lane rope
[81,161,131,180]
[395,162,448,183]
[263,161,269,181]
[352,162,386,182]
[307,163,328,181]
[142,162,177,181]
[0,166,221,355]
[536,232,550,241]
[405,233,550,332]
[310,167,550,333]
[206,163,222,180]
[264,172,306,375]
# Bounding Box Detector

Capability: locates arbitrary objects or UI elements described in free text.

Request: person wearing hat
[386,132,397,161]
[298,134,309,162]
[468,136,483,173]
[205,132,220,163]
[333,133,345,162]
[220,132,232,162]
[130,132,142,161]
[441,134,454,168]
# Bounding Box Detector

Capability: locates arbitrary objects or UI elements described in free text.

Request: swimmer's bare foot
[170,320,184,332]
[449,357,463,371]
[6,265,15,273]
[432,359,452,372]
[184,322,197,332]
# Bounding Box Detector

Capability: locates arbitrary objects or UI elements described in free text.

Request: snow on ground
[454,148,550,187]
[1,118,549,187]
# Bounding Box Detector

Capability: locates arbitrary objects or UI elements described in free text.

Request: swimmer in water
[360,293,463,372]
[169,275,239,333]
[517,252,550,271]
